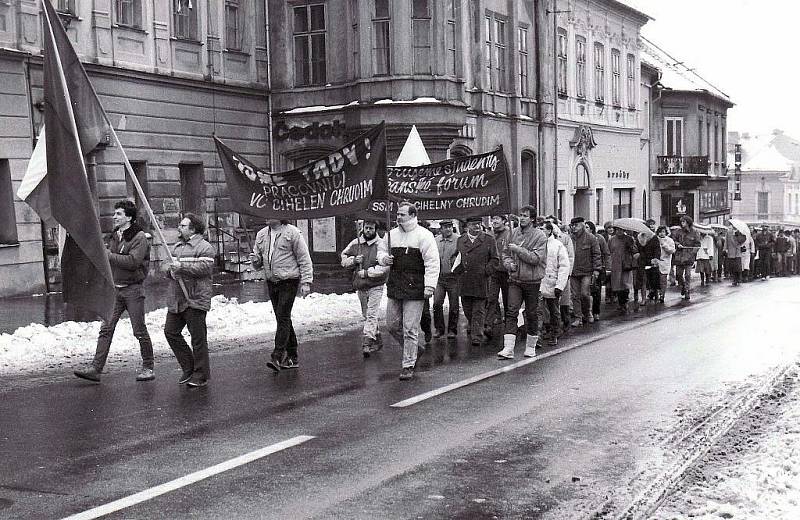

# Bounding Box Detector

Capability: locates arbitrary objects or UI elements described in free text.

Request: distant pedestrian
[498,205,547,360]
[378,202,439,381]
[607,226,638,313]
[671,216,702,300]
[696,230,715,286]
[456,216,499,345]
[432,219,461,339]
[250,218,313,372]
[540,222,570,346]
[485,215,512,335]
[652,226,675,302]
[74,200,153,383]
[568,217,601,326]
[341,220,389,357]
[163,213,215,387]
[775,230,790,276]
[787,230,797,276]
[723,227,744,286]
[586,221,608,321]
[754,225,774,279]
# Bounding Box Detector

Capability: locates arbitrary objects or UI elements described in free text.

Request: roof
[640,36,732,106]
[732,131,800,174]
[742,144,792,172]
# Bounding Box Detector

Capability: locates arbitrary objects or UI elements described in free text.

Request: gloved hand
[554,288,562,299]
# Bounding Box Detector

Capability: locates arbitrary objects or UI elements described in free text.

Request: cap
[439,219,453,226]
[570,216,585,225]
[465,216,483,223]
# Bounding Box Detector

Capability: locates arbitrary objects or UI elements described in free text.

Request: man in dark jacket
[754,225,775,279]
[74,200,154,383]
[457,216,499,345]
[672,215,702,300]
[568,217,601,326]
[341,220,390,356]
[485,215,512,334]
[163,213,216,387]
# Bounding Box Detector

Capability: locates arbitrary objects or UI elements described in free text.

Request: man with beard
[74,200,154,383]
[341,220,390,356]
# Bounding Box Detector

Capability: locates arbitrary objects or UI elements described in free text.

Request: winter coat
[774,235,789,254]
[378,216,439,300]
[106,223,150,286]
[671,227,702,266]
[341,234,389,290]
[540,235,571,298]
[435,233,460,276]
[252,224,313,284]
[655,236,676,275]
[754,230,775,251]
[492,227,512,273]
[167,234,215,313]
[596,233,610,270]
[696,234,715,260]
[456,232,499,298]
[723,230,744,259]
[570,231,602,276]
[501,224,547,284]
[742,235,755,271]
[608,233,638,291]
[638,234,662,268]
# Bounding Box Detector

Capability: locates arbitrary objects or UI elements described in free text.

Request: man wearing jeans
[341,220,389,356]
[497,205,547,360]
[74,200,153,383]
[250,218,313,372]
[568,217,601,327]
[378,202,439,381]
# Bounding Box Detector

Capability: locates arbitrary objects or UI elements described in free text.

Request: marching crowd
[72,198,799,385]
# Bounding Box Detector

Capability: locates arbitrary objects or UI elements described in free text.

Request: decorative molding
[569,125,597,159]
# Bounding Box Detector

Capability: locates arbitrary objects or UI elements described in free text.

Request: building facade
[643,39,734,226]
[550,0,651,225]
[0,0,271,296]
[728,131,800,227]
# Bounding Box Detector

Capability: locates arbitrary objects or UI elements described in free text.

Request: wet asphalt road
[0,278,798,519]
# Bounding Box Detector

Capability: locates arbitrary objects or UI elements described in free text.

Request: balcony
[656,155,709,175]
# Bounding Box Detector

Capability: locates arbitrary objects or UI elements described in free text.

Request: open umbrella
[612,217,654,238]
[694,222,715,235]
[728,218,751,239]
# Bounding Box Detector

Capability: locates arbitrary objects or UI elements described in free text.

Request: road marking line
[60,435,315,520]
[391,300,716,408]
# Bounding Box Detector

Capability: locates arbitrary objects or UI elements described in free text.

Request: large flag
[42,0,114,321]
[216,122,387,219]
[16,126,56,228]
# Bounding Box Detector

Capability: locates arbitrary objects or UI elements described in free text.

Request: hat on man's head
[570,216,585,225]
[465,216,483,224]
[439,219,453,227]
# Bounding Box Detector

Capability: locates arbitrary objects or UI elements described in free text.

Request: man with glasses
[497,205,547,359]
[378,202,439,381]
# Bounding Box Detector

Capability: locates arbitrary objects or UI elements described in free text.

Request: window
[518,26,529,97]
[173,0,197,41]
[350,0,360,79]
[412,0,431,74]
[445,0,457,76]
[698,119,703,154]
[557,28,567,96]
[484,13,507,92]
[613,188,633,219]
[225,0,244,50]
[665,117,683,156]
[115,0,142,29]
[611,49,620,106]
[721,123,726,168]
[757,191,769,219]
[56,0,76,15]
[714,123,719,163]
[593,42,605,102]
[557,189,565,222]
[706,120,711,158]
[576,36,586,99]
[294,3,327,85]
[596,188,603,223]
[372,0,391,75]
[626,53,635,108]
[180,163,205,215]
[0,160,17,245]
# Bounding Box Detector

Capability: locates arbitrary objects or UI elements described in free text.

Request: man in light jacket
[163,213,216,387]
[74,200,153,383]
[540,222,570,346]
[341,220,389,357]
[250,218,313,372]
[378,202,439,381]
[498,205,547,360]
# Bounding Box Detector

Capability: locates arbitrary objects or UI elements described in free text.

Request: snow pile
[0,292,375,375]
[653,374,800,520]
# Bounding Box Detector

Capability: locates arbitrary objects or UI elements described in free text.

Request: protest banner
[362,147,514,220]
[215,123,387,219]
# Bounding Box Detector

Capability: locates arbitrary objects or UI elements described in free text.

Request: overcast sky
[627,0,796,139]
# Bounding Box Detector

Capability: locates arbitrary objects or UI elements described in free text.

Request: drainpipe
[264,0,275,171]
[552,1,559,218]
[534,0,543,212]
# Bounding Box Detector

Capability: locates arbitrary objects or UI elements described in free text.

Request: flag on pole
[16,126,56,228]
[41,0,114,321]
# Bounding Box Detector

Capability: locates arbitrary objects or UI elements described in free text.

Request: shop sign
[607,170,631,179]
[700,189,729,214]
[274,120,346,141]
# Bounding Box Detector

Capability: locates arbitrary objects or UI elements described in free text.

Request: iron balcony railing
[656,155,709,175]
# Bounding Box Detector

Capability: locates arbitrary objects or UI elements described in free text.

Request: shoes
[136,367,155,382]
[587,314,595,324]
[424,331,432,344]
[267,355,282,373]
[178,370,194,384]
[433,330,444,339]
[570,318,583,328]
[446,331,456,339]
[399,367,415,381]
[471,336,482,346]
[281,358,299,369]
[374,333,384,352]
[593,313,600,322]
[362,337,372,358]
[683,293,691,301]
[524,335,538,357]
[497,334,516,359]
[74,366,101,382]
[186,375,207,387]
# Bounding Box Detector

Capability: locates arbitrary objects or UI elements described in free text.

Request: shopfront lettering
[700,190,729,213]
[274,120,346,141]
[607,170,631,179]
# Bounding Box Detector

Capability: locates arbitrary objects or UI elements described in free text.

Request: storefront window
[613,188,633,219]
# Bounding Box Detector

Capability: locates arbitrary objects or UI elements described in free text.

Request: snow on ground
[652,368,800,520]
[0,292,376,375]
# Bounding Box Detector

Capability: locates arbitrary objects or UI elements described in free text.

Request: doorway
[573,189,591,220]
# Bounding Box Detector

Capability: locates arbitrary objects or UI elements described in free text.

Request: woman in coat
[539,222,571,345]
[652,226,676,302]
[607,226,639,314]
